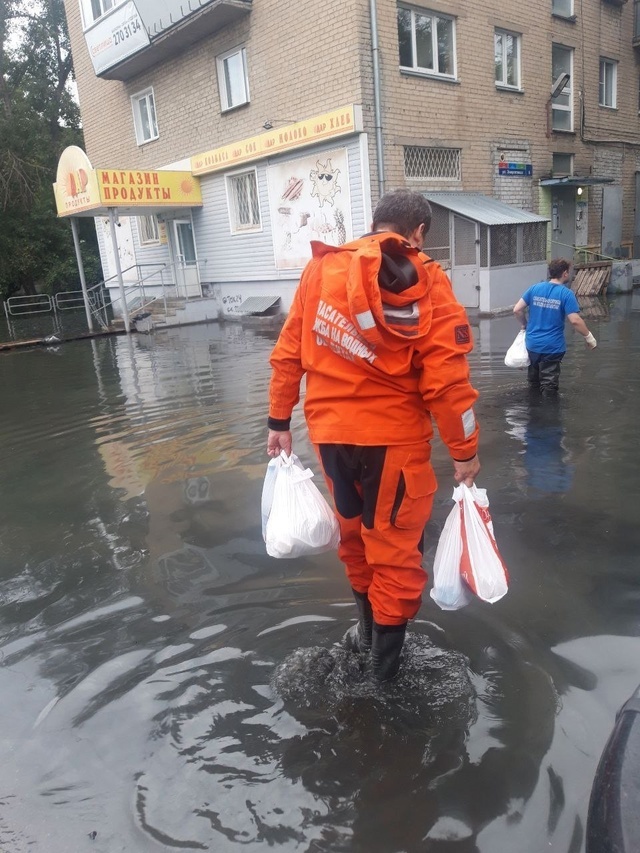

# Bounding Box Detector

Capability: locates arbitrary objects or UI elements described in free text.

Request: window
[404,146,461,180]
[89,0,117,22]
[216,47,249,111]
[552,153,574,176]
[551,44,573,131]
[552,0,574,17]
[227,170,260,232]
[599,58,617,108]
[397,6,456,78]
[131,88,158,144]
[495,29,521,89]
[138,215,159,245]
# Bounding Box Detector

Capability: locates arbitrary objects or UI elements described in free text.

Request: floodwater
[1,295,640,853]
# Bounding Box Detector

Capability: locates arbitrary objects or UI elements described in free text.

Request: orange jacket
[269,232,479,459]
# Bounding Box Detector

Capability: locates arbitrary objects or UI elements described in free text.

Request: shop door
[551,189,575,259]
[172,219,201,298]
[451,215,479,308]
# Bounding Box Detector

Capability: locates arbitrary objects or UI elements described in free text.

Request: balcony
[84,0,252,81]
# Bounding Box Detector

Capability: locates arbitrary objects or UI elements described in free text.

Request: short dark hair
[372,189,432,239]
[548,258,572,280]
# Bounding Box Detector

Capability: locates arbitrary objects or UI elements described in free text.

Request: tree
[0,0,101,301]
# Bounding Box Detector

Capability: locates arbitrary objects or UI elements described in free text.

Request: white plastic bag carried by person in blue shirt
[504,329,530,369]
[261,451,340,558]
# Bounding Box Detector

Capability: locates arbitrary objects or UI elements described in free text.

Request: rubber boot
[371,621,407,682]
[343,589,373,654]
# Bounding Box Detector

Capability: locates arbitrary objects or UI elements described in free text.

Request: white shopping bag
[263,452,340,559]
[459,484,509,604]
[504,330,530,369]
[430,486,474,611]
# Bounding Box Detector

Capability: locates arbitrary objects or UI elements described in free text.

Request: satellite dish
[551,72,571,98]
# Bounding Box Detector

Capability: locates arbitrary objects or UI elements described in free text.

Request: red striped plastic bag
[459,484,509,603]
[430,487,474,611]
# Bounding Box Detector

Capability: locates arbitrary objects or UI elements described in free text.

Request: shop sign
[97,170,202,205]
[53,146,102,215]
[191,105,362,176]
[54,147,203,216]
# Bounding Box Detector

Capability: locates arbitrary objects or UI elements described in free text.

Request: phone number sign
[85,1,150,75]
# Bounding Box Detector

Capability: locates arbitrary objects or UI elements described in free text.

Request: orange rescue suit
[268,232,479,624]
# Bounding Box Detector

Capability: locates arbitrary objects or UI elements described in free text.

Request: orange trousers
[315,442,436,625]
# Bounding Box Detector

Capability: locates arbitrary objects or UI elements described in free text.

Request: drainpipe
[369,0,385,199]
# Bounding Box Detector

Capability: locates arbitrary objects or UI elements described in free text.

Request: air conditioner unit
[602,0,627,6]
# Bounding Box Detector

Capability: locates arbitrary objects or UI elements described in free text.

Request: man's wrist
[453,453,477,463]
[267,416,291,431]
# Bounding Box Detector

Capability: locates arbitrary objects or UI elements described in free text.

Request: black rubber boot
[371,621,407,682]
[343,589,373,654]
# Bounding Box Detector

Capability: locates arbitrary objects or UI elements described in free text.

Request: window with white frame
[397,6,456,78]
[216,47,250,111]
[82,0,123,26]
[552,0,574,17]
[131,88,158,145]
[404,146,461,180]
[138,215,159,245]
[494,29,521,89]
[599,58,617,108]
[551,44,573,131]
[227,170,260,232]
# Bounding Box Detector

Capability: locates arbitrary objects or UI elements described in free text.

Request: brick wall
[64,0,640,244]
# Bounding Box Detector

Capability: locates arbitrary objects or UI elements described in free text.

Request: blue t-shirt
[522,281,580,354]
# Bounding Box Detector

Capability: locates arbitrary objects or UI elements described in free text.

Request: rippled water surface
[1,296,640,852]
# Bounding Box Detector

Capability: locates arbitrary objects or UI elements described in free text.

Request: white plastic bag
[459,484,509,603]
[504,330,530,369]
[430,486,474,611]
[263,452,340,559]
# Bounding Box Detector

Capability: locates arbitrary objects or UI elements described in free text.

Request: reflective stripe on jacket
[268,232,479,460]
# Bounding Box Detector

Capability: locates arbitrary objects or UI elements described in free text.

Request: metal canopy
[236,295,281,315]
[539,176,615,187]
[423,192,549,226]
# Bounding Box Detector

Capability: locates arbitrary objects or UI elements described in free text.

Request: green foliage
[0,0,101,301]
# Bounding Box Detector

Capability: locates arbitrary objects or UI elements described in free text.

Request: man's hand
[267,429,292,458]
[453,455,480,487]
[585,331,597,349]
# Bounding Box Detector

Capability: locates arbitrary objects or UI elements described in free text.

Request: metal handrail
[5,294,54,316]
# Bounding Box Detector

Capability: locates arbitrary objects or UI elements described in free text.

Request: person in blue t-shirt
[513,258,597,394]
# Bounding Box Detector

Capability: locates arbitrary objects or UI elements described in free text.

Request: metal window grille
[522,223,547,263]
[423,203,450,261]
[479,225,488,267]
[404,146,461,180]
[490,224,518,266]
[229,171,260,230]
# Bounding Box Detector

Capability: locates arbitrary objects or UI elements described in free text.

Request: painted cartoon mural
[267,148,352,269]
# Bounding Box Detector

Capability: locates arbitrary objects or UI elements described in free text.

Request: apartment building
[60,0,640,315]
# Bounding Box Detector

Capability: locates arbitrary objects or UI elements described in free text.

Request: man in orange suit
[266,190,480,681]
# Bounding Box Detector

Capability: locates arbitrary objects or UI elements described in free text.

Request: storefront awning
[424,192,549,226]
[53,146,203,218]
[539,176,615,187]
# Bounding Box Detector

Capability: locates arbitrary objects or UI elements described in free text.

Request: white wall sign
[267,148,352,270]
[85,1,150,76]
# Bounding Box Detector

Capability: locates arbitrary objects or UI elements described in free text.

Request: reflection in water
[1,302,640,852]
[505,395,575,496]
